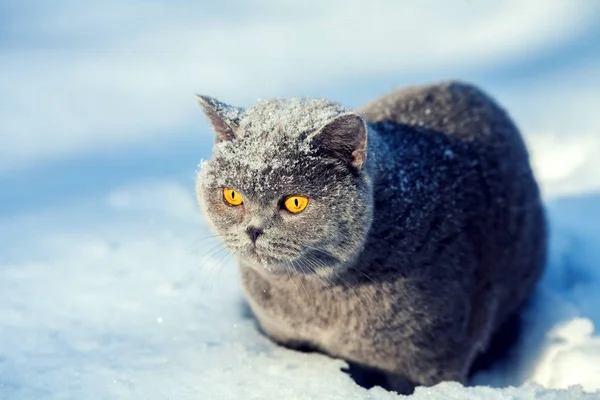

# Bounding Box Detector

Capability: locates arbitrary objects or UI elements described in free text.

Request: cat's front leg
[382,372,416,395]
[383,361,465,395]
[383,341,473,394]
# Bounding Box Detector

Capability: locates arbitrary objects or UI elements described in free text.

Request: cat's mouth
[237,242,311,274]
[240,243,339,277]
[242,244,289,266]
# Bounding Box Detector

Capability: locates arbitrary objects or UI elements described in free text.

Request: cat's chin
[238,251,292,275]
[234,243,344,277]
[239,251,337,279]
[239,256,292,275]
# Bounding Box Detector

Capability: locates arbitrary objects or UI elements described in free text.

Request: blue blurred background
[1,0,600,214]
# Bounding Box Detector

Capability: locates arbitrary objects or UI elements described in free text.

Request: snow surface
[1,137,600,399]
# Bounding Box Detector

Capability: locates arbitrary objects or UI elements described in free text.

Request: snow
[1,129,600,399]
[526,132,600,198]
[237,98,348,137]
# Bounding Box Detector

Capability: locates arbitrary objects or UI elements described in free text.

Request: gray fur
[195,81,547,394]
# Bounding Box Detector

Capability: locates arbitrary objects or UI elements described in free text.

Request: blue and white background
[1,1,600,398]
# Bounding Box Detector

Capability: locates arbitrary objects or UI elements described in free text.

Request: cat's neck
[364,125,387,174]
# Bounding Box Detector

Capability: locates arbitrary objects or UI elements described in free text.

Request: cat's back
[359,80,546,333]
[358,80,523,149]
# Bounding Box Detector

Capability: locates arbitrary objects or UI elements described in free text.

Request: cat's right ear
[196,95,244,143]
[307,113,368,170]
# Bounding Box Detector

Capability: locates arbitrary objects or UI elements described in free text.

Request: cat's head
[196,95,373,278]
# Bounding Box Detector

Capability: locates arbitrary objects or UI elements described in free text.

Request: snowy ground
[1,132,600,400]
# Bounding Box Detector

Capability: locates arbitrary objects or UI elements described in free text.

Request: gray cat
[195,81,546,394]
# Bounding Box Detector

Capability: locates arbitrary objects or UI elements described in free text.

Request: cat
[195,81,547,394]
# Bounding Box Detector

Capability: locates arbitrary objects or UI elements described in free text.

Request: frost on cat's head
[195,96,369,196]
[237,98,350,140]
[196,95,353,143]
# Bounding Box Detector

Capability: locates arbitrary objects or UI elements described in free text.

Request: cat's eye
[223,188,243,206]
[283,195,309,213]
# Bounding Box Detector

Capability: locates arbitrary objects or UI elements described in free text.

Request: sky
[1,1,600,399]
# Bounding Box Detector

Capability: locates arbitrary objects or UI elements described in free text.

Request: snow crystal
[197,95,245,127]
[238,98,350,139]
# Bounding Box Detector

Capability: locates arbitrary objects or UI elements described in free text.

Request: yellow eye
[223,188,243,206]
[283,195,309,213]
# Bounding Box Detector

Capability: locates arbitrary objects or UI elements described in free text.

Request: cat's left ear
[308,113,368,169]
[196,95,244,143]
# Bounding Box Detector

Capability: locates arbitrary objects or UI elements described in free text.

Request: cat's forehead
[198,97,351,199]
[238,98,349,139]
[202,136,322,198]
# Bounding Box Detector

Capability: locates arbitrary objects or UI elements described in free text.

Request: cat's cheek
[279,205,328,239]
[209,198,245,225]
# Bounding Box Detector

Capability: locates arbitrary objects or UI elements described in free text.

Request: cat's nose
[246,226,264,243]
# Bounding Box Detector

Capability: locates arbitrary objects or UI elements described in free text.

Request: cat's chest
[239,266,400,349]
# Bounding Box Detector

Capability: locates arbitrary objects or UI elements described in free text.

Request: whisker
[285,261,302,302]
[185,233,230,252]
[302,256,343,303]
[198,242,230,271]
[291,259,313,305]
[348,266,376,284]
[301,243,376,285]
[304,252,368,311]
[202,246,233,294]
[171,237,228,289]
[195,237,234,288]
